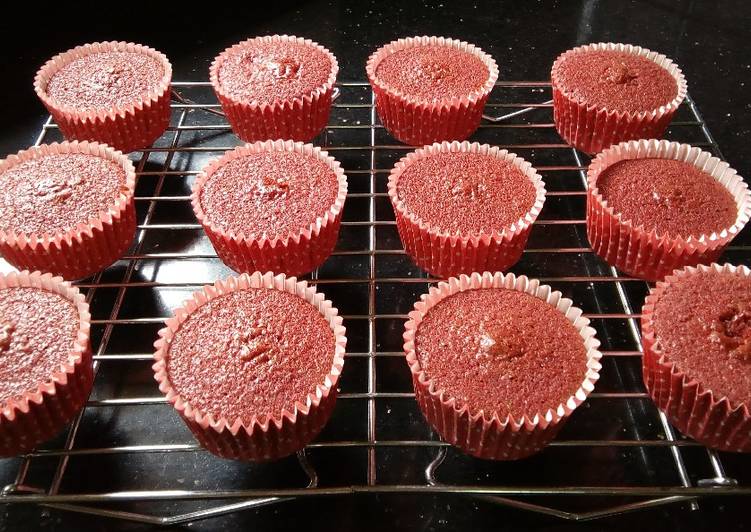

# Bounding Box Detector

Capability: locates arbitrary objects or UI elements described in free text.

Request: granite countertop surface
[0,1,748,531]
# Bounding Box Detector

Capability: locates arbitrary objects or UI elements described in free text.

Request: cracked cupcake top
[652,269,751,406]
[46,51,164,111]
[0,152,128,235]
[165,287,336,422]
[553,49,677,113]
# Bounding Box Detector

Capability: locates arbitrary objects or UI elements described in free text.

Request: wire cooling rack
[0,81,749,527]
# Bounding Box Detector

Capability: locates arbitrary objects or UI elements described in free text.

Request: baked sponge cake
[153,272,346,461]
[586,139,750,281]
[404,272,602,460]
[35,41,172,153]
[0,271,92,456]
[192,140,347,277]
[388,141,545,277]
[210,35,338,142]
[642,263,751,452]
[551,43,686,154]
[367,36,498,146]
[0,141,137,280]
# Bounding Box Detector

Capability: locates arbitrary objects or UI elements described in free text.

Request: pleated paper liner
[403,272,602,460]
[387,141,546,278]
[0,141,137,281]
[0,271,92,457]
[34,41,172,154]
[551,42,687,154]
[210,35,339,143]
[586,139,751,282]
[192,140,347,277]
[152,272,347,461]
[642,263,751,452]
[366,36,499,146]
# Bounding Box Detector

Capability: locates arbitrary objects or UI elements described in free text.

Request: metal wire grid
[0,80,747,526]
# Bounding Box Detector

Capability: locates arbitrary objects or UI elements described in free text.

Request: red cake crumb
[396,152,537,234]
[46,51,164,111]
[216,40,332,104]
[415,288,587,419]
[0,153,128,235]
[199,151,339,238]
[165,288,336,423]
[554,50,677,113]
[596,158,737,237]
[0,287,79,405]
[652,270,751,406]
[375,44,489,101]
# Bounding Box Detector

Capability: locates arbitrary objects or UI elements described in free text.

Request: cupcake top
[0,286,79,406]
[0,152,129,236]
[198,149,339,238]
[165,286,336,422]
[595,158,737,237]
[414,288,587,419]
[45,50,165,112]
[374,44,490,101]
[395,151,537,234]
[215,38,333,104]
[651,269,751,406]
[553,49,677,114]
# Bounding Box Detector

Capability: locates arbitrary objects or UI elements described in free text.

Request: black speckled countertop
[0,1,749,530]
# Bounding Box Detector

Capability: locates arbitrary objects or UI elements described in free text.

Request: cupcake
[0,142,137,280]
[551,43,687,154]
[192,140,347,277]
[366,36,498,146]
[587,139,750,281]
[34,41,172,153]
[404,272,602,460]
[388,141,546,278]
[152,272,346,461]
[0,270,92,457]
[642,263,751,452]
[210,35,338,142]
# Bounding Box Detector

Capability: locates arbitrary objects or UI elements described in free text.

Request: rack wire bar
[0,80,747,526]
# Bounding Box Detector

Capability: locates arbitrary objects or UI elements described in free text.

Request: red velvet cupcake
[587,139,750,281]
[388,141,546,278]
[404,272,602,460]
[367,36,498,146]
[0,141,137,280]
[551,43,686,154]
[152,272,346,461]
[34,41,172,153]
[192,140,347,277]
[642,263,751,452]
[210,35,338,142]
[0,270,92,456]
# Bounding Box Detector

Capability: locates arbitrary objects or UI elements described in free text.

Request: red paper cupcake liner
[641,263,751,452]
[210,35,338,143]
[0,142,137,280]
[404,272,602,460]
[366,36,499,146]
[192,139,347,277]
[586,139,751,281]
[388,141,546,278]
[34,41,172,154]
[551,43,687,154]
[0,271,92,457]
[152,271,347,461]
